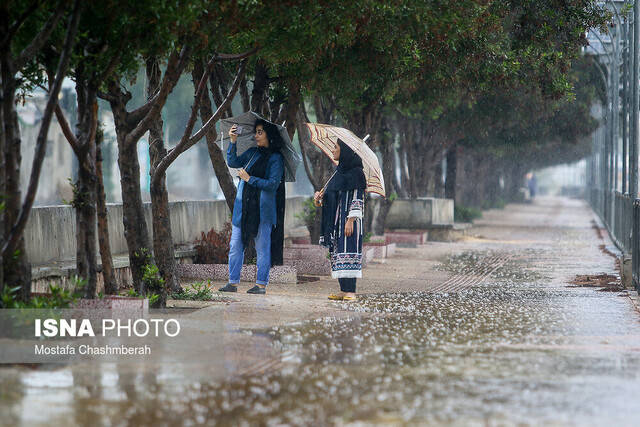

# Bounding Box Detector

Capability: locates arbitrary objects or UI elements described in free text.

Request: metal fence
[613,192,633,252]
[635,200,640,289]
[584,1,639,292]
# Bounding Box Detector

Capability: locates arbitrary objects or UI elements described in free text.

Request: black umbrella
[220,111,301,182]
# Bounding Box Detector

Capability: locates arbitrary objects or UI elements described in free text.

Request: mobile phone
[234,125,244,135]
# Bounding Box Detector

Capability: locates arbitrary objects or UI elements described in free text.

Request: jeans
[228,223,273,286]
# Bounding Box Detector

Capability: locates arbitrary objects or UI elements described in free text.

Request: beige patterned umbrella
[305,123,386,197]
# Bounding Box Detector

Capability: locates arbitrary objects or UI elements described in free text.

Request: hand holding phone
[229,125,241,143]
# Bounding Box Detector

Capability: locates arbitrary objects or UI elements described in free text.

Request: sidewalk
[2,196,640,426]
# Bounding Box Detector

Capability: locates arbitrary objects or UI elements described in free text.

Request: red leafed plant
[193,223,232,264]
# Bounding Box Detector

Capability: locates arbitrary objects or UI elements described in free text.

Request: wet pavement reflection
[4,281,640,426]
[2,198,640,425]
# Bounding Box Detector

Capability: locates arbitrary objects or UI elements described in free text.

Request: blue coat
[227,143,284,227]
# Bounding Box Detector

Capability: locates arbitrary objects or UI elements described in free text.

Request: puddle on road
[2,249,638,426]
[4,284,638,426]
[198,287,640,425]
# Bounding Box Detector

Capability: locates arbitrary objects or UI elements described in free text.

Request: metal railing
[634,199,640,290]
[613,192,633,252]
[585,1,639,292]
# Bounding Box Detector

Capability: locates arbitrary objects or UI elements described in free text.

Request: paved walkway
[2,196,639,426]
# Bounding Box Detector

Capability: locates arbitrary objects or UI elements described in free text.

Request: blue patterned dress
[320,188,365,278]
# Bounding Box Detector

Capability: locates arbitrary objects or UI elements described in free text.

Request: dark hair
[255,118,284,152]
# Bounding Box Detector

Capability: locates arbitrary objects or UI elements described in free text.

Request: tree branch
[215,46,259,61]
[96,36,126,84]
[128,98,153,126]
[296,104,321,190]
[14,0,71,70]
[4,0,81,258]
[151,58,248,191]
[126,43,192,147]
[190,59,248,145]
[97,89,118,103]
[54,103,81,154]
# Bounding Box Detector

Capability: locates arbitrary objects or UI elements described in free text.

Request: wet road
[1,197,639,425]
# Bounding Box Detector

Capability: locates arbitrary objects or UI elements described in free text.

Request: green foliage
[171,281,215,301]
[123,288,138,298]
[133,247,165,296]
[295,198,319,233]
[142,263,165,293]
[120,288,160,307]
[193,223,232,264]
[62,178,88,209]
[147,293,160,307]
[1,286,23,309]
[1,276,86,309]
[454,204,483,223]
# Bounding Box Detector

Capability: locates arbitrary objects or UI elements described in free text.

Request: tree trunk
[110,94,152,295]
[298,102,334,191]
[484,158,502,207]
[96,129,118,295]
[444,145,458,202]
[283,81,301,140]
[397,124,409,198]
[74,80,98,298]
[106,47,190,295]
[505,162,524,201]
[239,74,250,113]
[434,155,445,198]
[464,151,486,208]
[2,64,30,300]
[251,60,270,117]
[405,122,418,198]
[372,123,395,235]
[146,58,179,302]
[192,61,236,210]
[118,142,151,294]
[0,60,5,296]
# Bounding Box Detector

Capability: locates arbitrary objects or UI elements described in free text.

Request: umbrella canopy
[220,111,300,182]
[305,123,386,197]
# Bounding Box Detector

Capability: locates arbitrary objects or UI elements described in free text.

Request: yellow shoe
[342,295,357,301]
[328,294,344,300]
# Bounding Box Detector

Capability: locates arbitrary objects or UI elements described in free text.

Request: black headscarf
[320,140,366,248]
[325,140,367,193]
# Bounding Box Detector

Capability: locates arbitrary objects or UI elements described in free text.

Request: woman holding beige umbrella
[314,140,367,301]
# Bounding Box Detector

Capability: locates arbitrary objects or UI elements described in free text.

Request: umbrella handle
[314,189,324,207]
[313,170,338,207]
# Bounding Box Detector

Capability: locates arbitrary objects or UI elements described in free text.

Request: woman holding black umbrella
[314,139,366,301]
[218,119,285,294]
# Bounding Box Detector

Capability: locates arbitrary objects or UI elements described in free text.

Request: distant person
[314,140,366,301]
[218,120,285,295]
[528,173,538,198]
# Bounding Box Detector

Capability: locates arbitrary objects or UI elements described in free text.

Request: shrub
[454,204,482,223]
[295,197,321,243]
[120,288,160,307]
[1,276,86,309]
[171,281,214,301]
[194,223,232,264]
